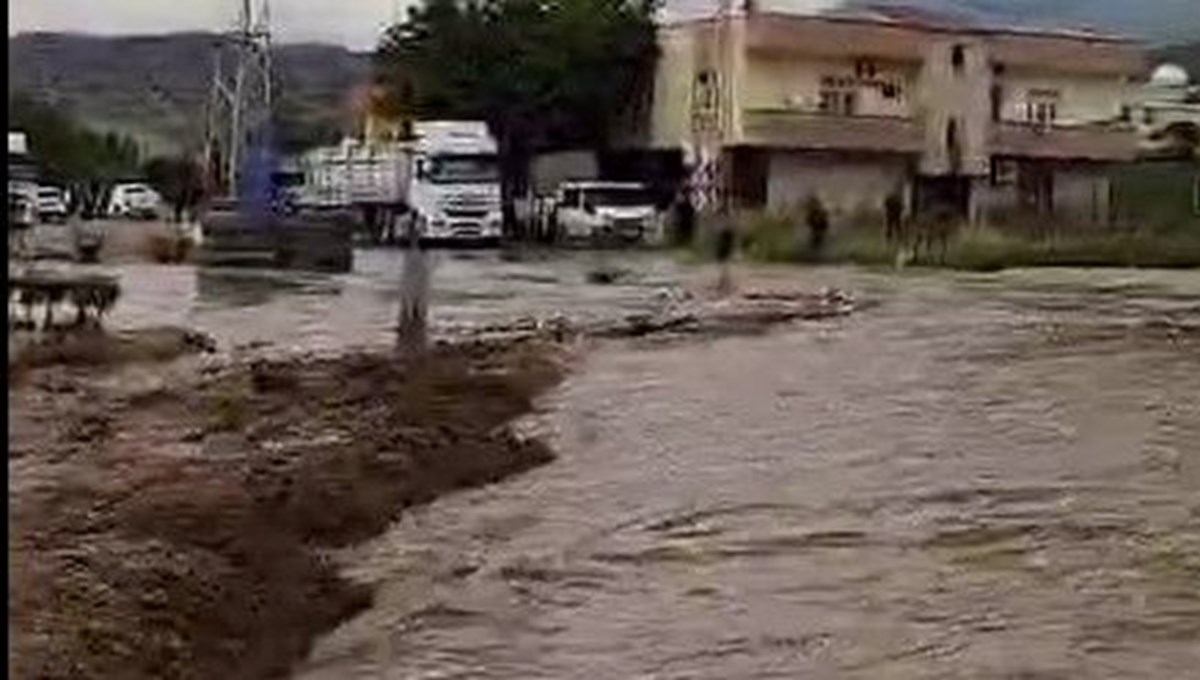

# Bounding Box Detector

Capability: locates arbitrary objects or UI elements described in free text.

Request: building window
[946,118,962,170]
[1118,105,1132,123]
[1024,89,1060,127]
[818,88,857,115]
[951,45,966,72]
[1025,101,1057,126]
[694,70,718,114]
[990,84,1004,122]
[855,59,877,79]
[946,118,959,149]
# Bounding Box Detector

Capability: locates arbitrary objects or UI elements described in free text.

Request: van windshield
[425,155,498,184]
[583,187,651,208]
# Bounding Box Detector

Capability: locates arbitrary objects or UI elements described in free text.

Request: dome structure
[1151,63,1190,88]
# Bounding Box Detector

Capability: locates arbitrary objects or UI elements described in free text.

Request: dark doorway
[914,176,970,221]
[1017,162,1055,214]
[728,147,768,210]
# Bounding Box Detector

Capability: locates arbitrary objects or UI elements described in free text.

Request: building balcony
[989,121,1139,162]
[740,108,924,154]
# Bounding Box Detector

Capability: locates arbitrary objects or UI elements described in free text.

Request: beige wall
[1054,167,1113,224]
[649,26,696,149]
[999,69,1133,125]
[742,54,918,118]
[976,163,1113,228]
[767,152,909,221]
[917,38,991,176]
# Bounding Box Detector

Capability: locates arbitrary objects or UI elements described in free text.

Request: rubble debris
[9,341,565,680]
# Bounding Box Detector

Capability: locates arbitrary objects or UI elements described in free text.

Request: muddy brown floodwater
[289,265,1199,680]
[11,250,1199,678]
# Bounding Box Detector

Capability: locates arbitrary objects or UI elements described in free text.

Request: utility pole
[204,0,274,200]
[689,0,735,226]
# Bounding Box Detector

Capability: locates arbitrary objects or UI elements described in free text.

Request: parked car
[107,183,162,220]
[550,181,660,245]
[36,185,70,223]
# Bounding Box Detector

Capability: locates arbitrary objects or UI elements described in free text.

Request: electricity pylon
[204,0,274,199]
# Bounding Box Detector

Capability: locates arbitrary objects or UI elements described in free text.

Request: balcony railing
[989,121,1139,161]
[741,108,924,154]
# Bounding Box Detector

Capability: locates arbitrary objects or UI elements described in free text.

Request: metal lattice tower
[204,0,274,199]
[687,0,735,216]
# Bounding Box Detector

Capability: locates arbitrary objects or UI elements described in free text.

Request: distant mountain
[8,32,371,157]
[846,0,1200,44]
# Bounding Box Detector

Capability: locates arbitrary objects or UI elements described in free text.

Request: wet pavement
[277,260,1197,679]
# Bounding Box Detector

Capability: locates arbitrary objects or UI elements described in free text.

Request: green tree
[9,92,143,214]
[143,155,207,222]
[375,0,659,236]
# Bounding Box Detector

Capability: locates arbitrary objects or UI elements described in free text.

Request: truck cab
[408,121,502,244]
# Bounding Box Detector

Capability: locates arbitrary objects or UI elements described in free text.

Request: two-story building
[634,6,1147,230]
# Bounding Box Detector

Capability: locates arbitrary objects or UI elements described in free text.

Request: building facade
[637,9,1147,230]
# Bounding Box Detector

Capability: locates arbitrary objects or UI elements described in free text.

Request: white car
[107,183,162,220]
[36,185,69,223]
[551,181,659,245]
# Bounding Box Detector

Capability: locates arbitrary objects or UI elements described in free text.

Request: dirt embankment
[9,340,564,680]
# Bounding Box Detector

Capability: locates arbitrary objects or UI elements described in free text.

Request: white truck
[301,120,502,244]
[8,132,38,230]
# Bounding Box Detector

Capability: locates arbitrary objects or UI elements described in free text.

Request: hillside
[8,32,372,156]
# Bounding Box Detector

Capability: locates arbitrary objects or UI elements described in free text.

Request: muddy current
[85,253,1200,677]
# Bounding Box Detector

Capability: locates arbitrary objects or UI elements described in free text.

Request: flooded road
[101,248,684,353]
[42,250,1199,677]
[271,262,1198,679]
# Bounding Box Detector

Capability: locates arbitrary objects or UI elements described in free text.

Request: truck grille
[445,208,487,219]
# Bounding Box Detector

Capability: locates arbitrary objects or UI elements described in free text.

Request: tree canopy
[374,0,660,231]
[143,155,207,219]
[8,92,142,185]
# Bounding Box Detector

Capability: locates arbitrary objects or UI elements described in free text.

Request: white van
[107,183,162,220]
[551,181,659,245]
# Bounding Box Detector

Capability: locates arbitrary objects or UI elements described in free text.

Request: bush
[830,225,1200,271]
[736,211,802,263]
